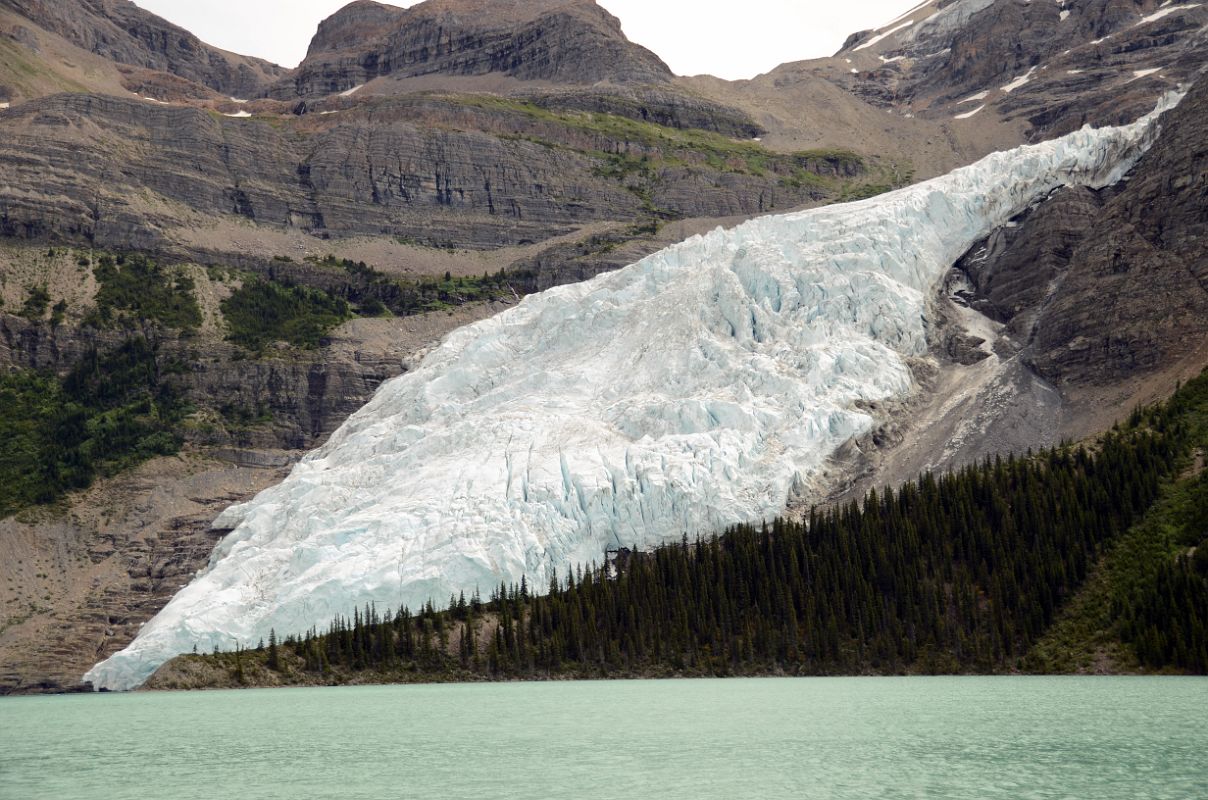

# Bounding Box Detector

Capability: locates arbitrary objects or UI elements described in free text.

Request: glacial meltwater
[3,677,1206,799]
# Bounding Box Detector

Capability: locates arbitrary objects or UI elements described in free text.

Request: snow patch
[1001,66,1038,93]
[229,97,249,104]
[84,95,1183,692]
[223,110,252,118]
[1134,3,1201,26]
[0,102,9,110]
[1067,69,1085,74]
[339,84,364,97]
[958,90,989,104]
[1129,68,1163,82]
[954,104,986,119]
[854,19,915,51]
[884,0,935,27]
[1060,10,1071,20]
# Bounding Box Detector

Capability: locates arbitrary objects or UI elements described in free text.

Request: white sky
[132,1,920,80]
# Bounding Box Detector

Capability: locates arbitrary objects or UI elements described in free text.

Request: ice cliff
[86,97,1178,691]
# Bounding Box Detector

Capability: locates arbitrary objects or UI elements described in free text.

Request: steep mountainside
[831,77,1208,499]
[689,0,1208,175]
[0,92,884,263]
[0,0,285,97]
[87,107,1166,691]
[833,0,1207,136]
[955,74,1208,428]
[276,0,673,98]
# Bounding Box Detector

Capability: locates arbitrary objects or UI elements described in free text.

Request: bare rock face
[277,0,673,98]
[955,75,1208,391]
[0,0,285,97]
[832,0,1207,139]
[956,186,1105,336]
[1029,76,1208,386]
[0,93,857,259]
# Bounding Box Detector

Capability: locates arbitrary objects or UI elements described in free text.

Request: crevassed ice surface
[87,99,1176,691]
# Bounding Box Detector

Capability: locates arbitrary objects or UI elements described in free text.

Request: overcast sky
[133,0,920,80]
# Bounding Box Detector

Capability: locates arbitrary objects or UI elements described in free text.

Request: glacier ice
[86,97,1178,691]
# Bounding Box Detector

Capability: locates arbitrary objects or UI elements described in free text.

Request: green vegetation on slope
[1026,374,1208,673]
[0,337,187,517]
[86,254,202,331]
[327,256,523,315]
[451,95,908,211]
[175,372,1208,688]
[221,279,351,351]
[19,285,50,321]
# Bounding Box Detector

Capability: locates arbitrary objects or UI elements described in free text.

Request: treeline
[229,372,1207,682]
[220,256,531,351]
[326,255,527,316]
[0,337,187,516]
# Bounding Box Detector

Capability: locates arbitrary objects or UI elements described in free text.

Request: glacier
[86,97,1177,691]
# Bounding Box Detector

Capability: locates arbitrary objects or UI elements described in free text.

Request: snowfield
[86,96,1179,691]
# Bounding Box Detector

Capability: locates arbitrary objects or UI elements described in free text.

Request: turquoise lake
[2,677,1206,799]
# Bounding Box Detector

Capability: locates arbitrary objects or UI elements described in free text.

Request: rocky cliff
[277,0,673,98]
[954,75,1208,406]
[833,0,1207,138]
[0,92,886,265]
[0,0,285,97]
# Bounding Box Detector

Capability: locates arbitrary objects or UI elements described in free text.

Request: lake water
[2,677,1205,799]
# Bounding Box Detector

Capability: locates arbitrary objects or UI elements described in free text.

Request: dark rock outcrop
[955,75,1208,388]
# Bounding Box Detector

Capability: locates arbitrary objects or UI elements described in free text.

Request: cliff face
[0,92,880,263]
[768,0,1208,141]
[0,0,285,97]
[951,77,1208,421]
[278,0,673,98]
[1028,77,1208,389]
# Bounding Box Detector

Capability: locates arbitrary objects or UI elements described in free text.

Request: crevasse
[86,96,1178,691]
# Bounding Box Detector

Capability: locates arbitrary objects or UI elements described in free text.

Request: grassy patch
[453,95,872,185]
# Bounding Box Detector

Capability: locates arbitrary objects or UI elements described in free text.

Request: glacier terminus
[85,96,1179,691]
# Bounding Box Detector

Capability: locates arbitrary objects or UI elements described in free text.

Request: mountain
[833,0,1206,135]
[0,0,1205,692]
[86,104,1168,691]
[0,0,285,98]
[684,0,1208,173]
[277,0,675,98]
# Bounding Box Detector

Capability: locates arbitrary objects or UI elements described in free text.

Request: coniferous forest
[171,370,1208,687]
